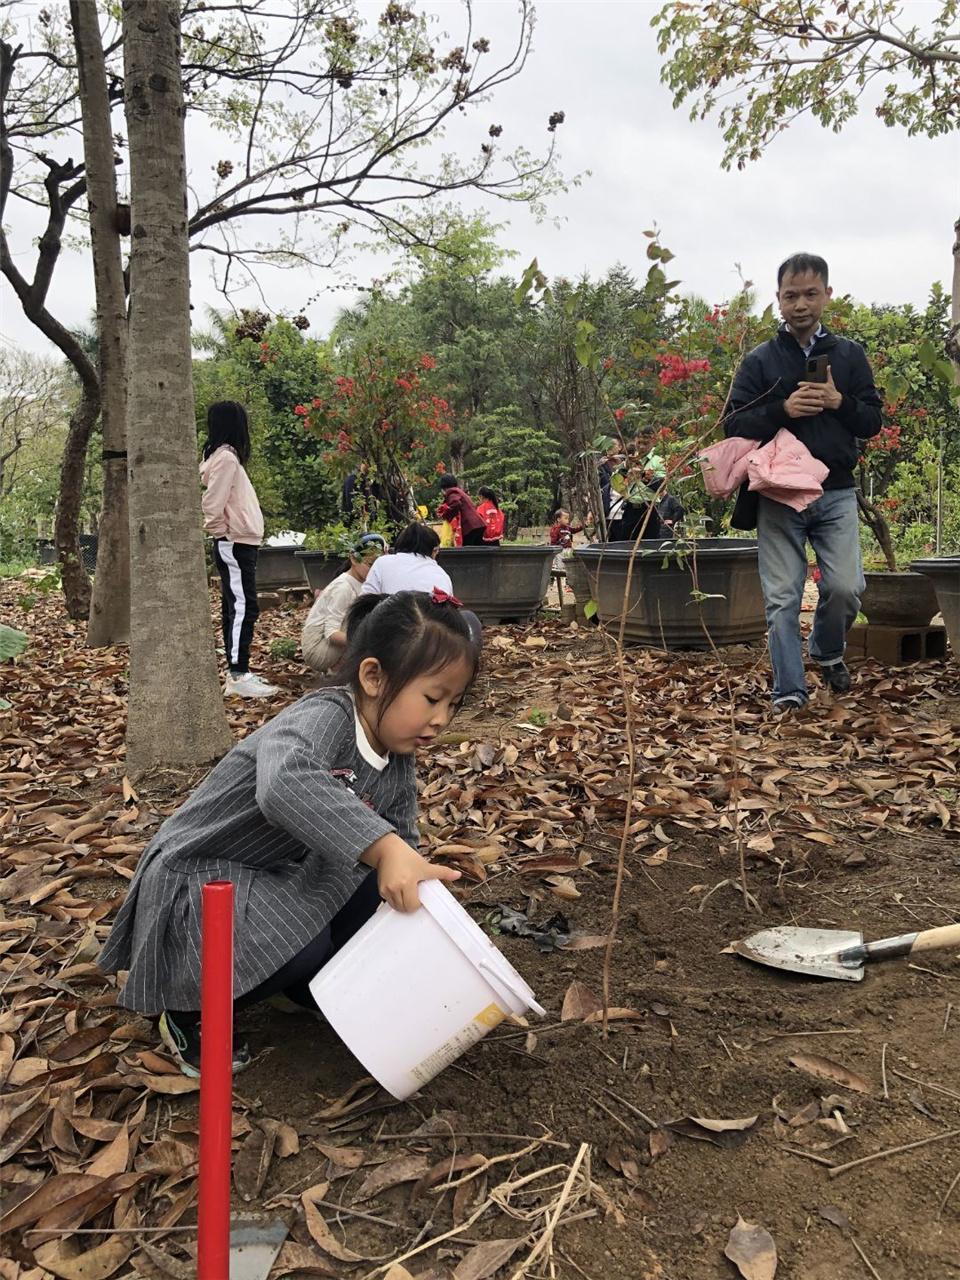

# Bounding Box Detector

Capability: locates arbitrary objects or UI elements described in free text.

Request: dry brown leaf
[452,1237,526,1280]
[564,934,609,950]
[275,1122,300,1157]
[583,1007,644,1023]
[382,1266,416,1280]
[48,1018,117,1063]
[33,1235,133,1280]
[665,1115,760,1149]
[560,981,602,1022]
[411,1153,487,1200]
[546,874,580,901]
[649,1128,673,1161]
[788,1053,873,1095]
[128,1071,200,1095]
[301,1193,369,1262]
[234,1125,276,1202]
[724,1215,778,1280]
[314,1142,367,1168]
[0,1173,101,1233]
[272,1242,338,1277]
[354,1154,432,1202]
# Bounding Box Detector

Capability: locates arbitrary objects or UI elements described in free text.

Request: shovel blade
[230,1216,290,1280]
[734,926,865,981]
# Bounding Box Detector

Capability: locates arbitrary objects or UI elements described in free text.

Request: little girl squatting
[98,589,478,1077]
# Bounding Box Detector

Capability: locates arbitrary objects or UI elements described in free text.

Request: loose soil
[2,579,959,1280]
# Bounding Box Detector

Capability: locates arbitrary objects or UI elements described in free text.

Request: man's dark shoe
[820,661,851,693]
[772,695,805,716]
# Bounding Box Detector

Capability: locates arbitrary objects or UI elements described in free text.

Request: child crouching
[98,591,478,1076]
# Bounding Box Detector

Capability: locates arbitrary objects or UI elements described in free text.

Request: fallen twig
[828,1128,960,1178]
[507,1142,590,1280]
[937,1166,960,1221]
[881,1042,889,1100]
[601,1087,658,1131]
[889,1068,960,1102]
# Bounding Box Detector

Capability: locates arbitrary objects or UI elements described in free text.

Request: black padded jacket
[723,326,882,490]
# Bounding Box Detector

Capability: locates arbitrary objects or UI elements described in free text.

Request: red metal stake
[198,880,234,1280]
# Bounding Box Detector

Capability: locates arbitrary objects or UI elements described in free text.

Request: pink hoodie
[698,429,829,513]
[199,445,264,545]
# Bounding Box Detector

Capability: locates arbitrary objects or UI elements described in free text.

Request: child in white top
[302,533,386,673]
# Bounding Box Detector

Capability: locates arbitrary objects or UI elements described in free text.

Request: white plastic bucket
[309,880,546,1100]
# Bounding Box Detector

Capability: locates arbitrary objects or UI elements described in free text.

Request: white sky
[2,0,958,360]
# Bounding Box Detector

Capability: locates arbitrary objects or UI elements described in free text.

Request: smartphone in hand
[805,354,829,383]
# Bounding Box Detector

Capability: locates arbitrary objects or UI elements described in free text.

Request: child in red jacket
[437,474,486,546]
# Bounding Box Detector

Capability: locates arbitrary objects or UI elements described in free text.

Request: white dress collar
[347,689,389,771]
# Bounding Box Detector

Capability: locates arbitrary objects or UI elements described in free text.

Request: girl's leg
[237,871,382,1011]
[214,539,254,675]
[212,539,235,661]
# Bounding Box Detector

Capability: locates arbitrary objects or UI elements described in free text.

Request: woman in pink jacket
[200,402,278,698]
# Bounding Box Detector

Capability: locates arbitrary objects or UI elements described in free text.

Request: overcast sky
[3,0,957,360]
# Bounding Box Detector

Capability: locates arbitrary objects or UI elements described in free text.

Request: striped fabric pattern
[99,689,418,1013]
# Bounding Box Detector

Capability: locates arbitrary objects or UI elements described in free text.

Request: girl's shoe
[224,672,278,698]
[158,1011,251,1078]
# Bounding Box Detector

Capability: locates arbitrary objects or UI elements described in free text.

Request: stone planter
[859,571,939,627]
[256,545,311,590]
[910,556,960,655]
[295,551,345,594]
[574,538,766,649]
[437,545,556,623]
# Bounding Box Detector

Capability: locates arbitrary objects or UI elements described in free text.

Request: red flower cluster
[656,353,711,386]
[866,424,902,453]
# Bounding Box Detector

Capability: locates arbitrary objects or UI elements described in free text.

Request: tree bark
[855,487,897,572]
[948,216,960,386]
[72,0,130,647]
[122,0,232,768]
[54,386,99,619]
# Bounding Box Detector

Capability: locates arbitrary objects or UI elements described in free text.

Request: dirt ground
[2,578,960,1280]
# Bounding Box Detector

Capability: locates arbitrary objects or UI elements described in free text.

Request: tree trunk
[55,385,100,619]
[72,0,130,647]
[855,487,897,572]
[122,0,232,769]
[948,216,960,386]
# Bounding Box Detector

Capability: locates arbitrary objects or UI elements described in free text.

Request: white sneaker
[225,672,278,698]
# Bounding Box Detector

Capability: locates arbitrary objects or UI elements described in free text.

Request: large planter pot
[859,571,939,627]
[295,551,345,594]
[437,545,556,623]
[255,545,311,590]
[910,556,960,654]
[574,538,766,649]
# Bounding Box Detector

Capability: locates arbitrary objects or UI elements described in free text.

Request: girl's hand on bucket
[362,834,461,912]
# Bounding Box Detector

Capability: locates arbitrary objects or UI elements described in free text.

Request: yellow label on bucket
[408,1004,507,1086]
[475,1003,506,1029]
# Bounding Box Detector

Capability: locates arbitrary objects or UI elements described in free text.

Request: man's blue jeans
[757,489,863,704]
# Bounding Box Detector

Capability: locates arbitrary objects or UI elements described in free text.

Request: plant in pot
[296,519,394,594]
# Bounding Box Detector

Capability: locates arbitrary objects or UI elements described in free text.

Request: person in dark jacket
[723,252,882,714]
[436,474,487,546]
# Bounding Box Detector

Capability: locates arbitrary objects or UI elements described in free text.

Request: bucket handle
[478,958,546,1018]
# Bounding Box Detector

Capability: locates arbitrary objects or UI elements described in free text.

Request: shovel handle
[839,922,960,967]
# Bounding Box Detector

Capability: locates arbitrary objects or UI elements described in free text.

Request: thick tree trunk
[72,0,130,647]
[948,216,960,386]
[122,0,232,768]
[55,386,100,619]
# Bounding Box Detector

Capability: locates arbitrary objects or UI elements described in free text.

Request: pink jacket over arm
[698,429,829,513]
[199,445,264,544]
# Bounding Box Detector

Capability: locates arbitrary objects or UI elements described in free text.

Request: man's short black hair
[439,473,458,490]
[777,253,829,289]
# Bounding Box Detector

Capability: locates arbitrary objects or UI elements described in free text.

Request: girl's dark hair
[203,400,251,465]
[439,473,458,490]
[394,522,440,557]
[336,591,479,725]
[478,486,499,506]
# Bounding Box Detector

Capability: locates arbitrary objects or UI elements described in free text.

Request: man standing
[723,253,882,713]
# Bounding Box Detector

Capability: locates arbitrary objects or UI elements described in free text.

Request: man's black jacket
[722,326,882,526]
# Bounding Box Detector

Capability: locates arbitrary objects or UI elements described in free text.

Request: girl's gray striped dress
[98,689,418,1013]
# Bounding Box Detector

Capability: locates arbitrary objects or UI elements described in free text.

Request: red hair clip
[431,586,462,608]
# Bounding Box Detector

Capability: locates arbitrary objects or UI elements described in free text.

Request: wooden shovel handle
[910,923,960,954]
[844,921,960,965]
